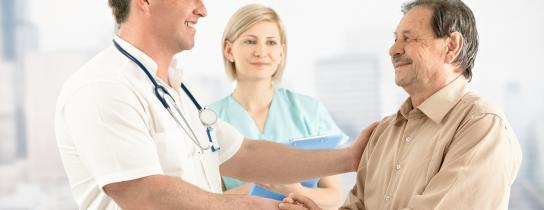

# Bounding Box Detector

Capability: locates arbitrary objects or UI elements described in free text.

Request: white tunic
[55,36,243,210]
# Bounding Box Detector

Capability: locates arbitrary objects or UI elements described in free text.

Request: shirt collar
[397,97,414,121]
[396,76,469,124]
[113,36,184,88]
[113,36,159,76]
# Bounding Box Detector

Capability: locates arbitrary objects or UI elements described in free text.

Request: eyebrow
[393,30,413,37]
[240,34,279,39]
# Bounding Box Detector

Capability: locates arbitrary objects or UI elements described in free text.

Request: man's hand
[257,183,303,195]
[278,193,321,210]
[348,122,379,171]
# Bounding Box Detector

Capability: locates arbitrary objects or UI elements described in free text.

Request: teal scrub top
[209,88,347,190]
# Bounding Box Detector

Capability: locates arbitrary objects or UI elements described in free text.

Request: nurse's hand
[278,193,321,210]
[348,122,379,171]
[257,183,303,195]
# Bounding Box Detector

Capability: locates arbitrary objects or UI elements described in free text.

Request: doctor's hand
[348,122,379,171]
[278,193,321,210]
[257,183,303,195]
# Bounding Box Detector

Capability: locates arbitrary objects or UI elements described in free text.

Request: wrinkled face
[225,21,285,82]
[389,6,448,90]
[149,0,207,52]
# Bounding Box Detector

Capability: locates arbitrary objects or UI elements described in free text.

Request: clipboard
[286,133,348,150]
[248,133,348,200]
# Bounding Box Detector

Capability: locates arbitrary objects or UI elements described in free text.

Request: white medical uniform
[55,36,244,210]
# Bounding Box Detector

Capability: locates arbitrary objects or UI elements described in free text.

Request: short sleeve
[214,119,244,164]
[63,82,163,188]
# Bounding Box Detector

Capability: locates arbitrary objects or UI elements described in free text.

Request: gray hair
[402,0,478,81]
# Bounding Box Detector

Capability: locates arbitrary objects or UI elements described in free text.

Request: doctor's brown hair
[109,0,131,25]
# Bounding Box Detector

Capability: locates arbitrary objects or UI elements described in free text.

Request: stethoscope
[113,40,220,152]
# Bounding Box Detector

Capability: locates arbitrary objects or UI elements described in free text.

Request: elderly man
[279,0,522,209]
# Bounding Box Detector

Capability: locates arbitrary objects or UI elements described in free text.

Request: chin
[179,42,195,51]
[395,77,408,87]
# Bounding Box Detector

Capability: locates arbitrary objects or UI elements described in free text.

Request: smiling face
[149,0,207,52]
[389,6,449,91]
[224,21,285,82]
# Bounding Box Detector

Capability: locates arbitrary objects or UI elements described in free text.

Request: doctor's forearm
[103,175,279,210]
[221,140,356,184]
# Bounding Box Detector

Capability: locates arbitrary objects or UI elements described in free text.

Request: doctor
[54,0,377,209]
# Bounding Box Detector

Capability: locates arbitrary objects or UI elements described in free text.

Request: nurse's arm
[103,174,282,209]
[220,122,378,184]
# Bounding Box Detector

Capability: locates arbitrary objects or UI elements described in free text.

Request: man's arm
[401,114,522,209]
[220,123,378,185]
[104,175,280,210]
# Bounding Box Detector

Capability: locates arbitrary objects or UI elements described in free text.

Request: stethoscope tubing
[112,39,218,152]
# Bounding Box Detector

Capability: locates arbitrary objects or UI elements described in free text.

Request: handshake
[278,193,322,210]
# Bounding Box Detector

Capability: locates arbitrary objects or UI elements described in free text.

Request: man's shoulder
[70,46,128,84]
[56,46,135,109]
[458,91,506,120]
[369,113,399,138]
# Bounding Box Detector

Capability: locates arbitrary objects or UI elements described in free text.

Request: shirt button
[405,136,411,143]
[385,195,391,201]
[396,164,401,170]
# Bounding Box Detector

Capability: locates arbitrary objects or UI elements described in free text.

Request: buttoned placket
[384,110,422,209]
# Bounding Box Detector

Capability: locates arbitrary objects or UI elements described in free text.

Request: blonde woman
[209,4,346,209]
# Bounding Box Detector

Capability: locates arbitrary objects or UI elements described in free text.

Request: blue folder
[248,134,348,200]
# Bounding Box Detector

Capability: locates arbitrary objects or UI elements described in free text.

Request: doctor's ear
[445,32,463,64]
[134,0,151,13]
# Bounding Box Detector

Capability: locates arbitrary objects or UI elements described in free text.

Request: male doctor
[54,0,377,209]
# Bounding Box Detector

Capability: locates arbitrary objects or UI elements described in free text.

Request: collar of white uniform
[113,36,185,88]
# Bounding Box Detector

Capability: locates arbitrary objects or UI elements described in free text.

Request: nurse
[210,4,345,209]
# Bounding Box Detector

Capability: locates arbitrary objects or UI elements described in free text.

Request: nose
[195,0,208,18]
[389,40,404,58]
[253,43,266,57]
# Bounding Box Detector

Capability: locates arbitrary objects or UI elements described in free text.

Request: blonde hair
[221,4,287,82]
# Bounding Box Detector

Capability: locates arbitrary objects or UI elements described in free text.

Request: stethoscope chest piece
[199,108,217,127]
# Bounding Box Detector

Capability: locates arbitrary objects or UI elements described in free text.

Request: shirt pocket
[424,133,451,184]
[152,131,193,174]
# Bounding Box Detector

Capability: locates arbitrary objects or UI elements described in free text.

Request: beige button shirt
[341,76,522,210]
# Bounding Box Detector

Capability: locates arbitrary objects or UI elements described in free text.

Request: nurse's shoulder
[208,95,233,117]
[276,88,321,113]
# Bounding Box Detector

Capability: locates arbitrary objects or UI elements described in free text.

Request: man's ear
[134,0,151,13]
[445,31,463,64]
